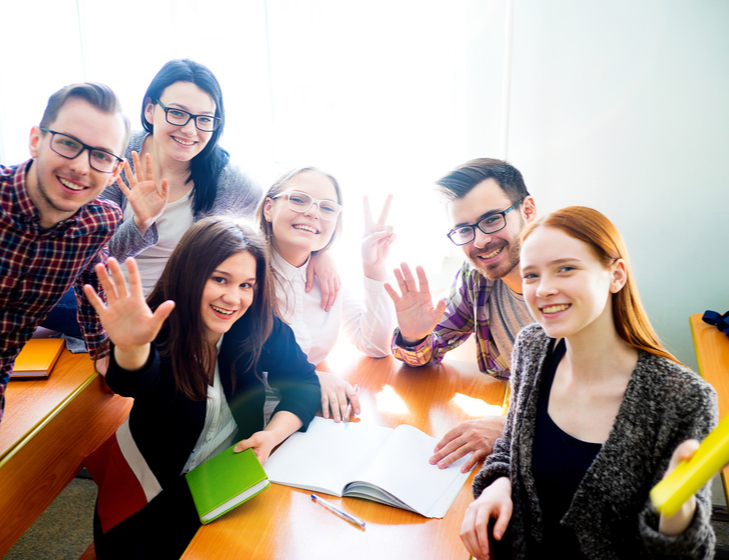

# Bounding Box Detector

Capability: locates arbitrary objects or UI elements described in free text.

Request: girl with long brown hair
[84,217,320,560]
[461,206,717,559]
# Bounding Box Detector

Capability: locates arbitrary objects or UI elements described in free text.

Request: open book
[264,417,474,518]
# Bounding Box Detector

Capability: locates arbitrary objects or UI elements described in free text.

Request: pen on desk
[344,384,359,422]
[311,493,366,530]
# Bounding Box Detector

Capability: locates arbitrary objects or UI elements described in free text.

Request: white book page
[265,417,391,496]
[344,424,473,518]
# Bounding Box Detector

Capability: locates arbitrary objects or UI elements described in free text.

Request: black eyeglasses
[446,198,525,246]
[40,128,124,173]
[156,100,221,132]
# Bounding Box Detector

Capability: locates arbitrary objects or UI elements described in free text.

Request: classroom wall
[504,0,729,369]
[1,0,727,368]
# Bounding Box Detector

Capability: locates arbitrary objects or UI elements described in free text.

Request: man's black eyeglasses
[446,198,525,246]
[40,128,124,173]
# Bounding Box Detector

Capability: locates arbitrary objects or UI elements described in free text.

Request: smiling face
[263,170,339,267]
[200,251,258,346]
[27,97,126,228]
[520,226,627,341]
[144,81,216,163]
[449,178,535,288]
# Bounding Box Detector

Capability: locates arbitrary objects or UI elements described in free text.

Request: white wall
[1,0,727,368]
[504,0,729,368]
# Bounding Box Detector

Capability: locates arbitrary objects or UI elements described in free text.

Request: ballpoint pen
[311,493,366,530]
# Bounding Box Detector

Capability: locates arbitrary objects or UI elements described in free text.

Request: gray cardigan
[473,323,717,559]
[102,131,262,260]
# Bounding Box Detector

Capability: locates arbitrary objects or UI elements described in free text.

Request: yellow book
[12,338,65,378]
[650,413,729,517]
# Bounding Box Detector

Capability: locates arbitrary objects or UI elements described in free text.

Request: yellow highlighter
[650,413,729,517]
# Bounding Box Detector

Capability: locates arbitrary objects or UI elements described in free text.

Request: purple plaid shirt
[0,160,121,422]
[392,261,515,379]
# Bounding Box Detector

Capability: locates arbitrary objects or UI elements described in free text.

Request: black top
[532,339,601,559]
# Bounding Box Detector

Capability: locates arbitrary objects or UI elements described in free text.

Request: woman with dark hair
[258,167,395,421]
[101,59,261,294]
[460,206,717,560]
[84,217,320,560]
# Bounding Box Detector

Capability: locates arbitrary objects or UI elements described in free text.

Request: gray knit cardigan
[101,131,262,260]
[473,323,718,559]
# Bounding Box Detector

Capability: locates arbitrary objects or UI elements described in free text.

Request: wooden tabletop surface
[182,347,506,560]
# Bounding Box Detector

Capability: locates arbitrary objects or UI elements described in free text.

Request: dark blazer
[105,313,321,490]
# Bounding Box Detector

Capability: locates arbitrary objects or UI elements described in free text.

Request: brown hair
[147,216,273,400]
[521,206,679,364]
[40,83,130,153]
[436,158,529,205]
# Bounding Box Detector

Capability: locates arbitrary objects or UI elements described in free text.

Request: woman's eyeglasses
[272,191,343,221]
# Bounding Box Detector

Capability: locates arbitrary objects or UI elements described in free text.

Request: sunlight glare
[375,385,409,415]
[450,393,504,417]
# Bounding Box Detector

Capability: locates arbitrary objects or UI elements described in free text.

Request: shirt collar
[270,248,310,282]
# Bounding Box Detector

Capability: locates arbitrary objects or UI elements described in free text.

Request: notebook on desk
[12,339,65,378]
[264,416,474,518]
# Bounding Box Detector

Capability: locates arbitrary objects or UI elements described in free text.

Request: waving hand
[84,257,174,370]
[116,151,169,236]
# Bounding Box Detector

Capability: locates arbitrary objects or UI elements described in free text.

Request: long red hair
[521,206,679,364]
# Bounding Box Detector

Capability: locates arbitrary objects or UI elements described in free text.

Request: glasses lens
[317,201,340,220]
[287,192,313,212]
[89,150,118,173]
[194,116,218,132]
[448,226,475,245]
[478,214,506,234]
[165,108,191,126]
[51,134,83,158]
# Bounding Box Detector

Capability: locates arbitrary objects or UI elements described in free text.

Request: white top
[270,249,394,366]
[181,337,238,474]
[122,193,195,295]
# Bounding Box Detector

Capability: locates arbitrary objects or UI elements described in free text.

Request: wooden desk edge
[0,373,98,467]
[688,313,729,503]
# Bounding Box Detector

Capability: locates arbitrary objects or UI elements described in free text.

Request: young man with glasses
[385,158,536,472]
[0,83,130,424]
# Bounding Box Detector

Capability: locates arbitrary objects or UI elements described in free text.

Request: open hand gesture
[84,257,175,370]
[117,151,169,236]
[362,194,395,281]
[384,263,446,345]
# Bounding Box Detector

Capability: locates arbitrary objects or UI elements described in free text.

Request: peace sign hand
[362,194,395,281]
[84,257,175,371]
[116,151,169,236]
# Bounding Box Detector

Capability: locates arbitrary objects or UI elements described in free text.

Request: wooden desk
[689,313,729,501]
[0,350,132,555]
[182,353,506,560]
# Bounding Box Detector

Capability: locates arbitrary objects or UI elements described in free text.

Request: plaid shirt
[392,261,517,379]
[0,160,121,422]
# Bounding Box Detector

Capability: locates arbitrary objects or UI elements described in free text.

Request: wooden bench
[0,350,132,556]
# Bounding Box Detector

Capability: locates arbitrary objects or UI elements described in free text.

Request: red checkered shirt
[0,160,121,422]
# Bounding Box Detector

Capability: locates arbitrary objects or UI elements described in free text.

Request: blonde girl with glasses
[258,167,396,421]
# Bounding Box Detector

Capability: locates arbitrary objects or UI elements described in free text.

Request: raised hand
[116,151,169,236]
[384,263,446,345]
[84,257,174,370]
[361,194,395,281]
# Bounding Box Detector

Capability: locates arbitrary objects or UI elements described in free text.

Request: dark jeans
[40,288,82,338]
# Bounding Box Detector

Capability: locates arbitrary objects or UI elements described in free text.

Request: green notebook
[185,445,270,524]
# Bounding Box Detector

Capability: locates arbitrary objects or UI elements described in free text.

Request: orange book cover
[12,339,65,378]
